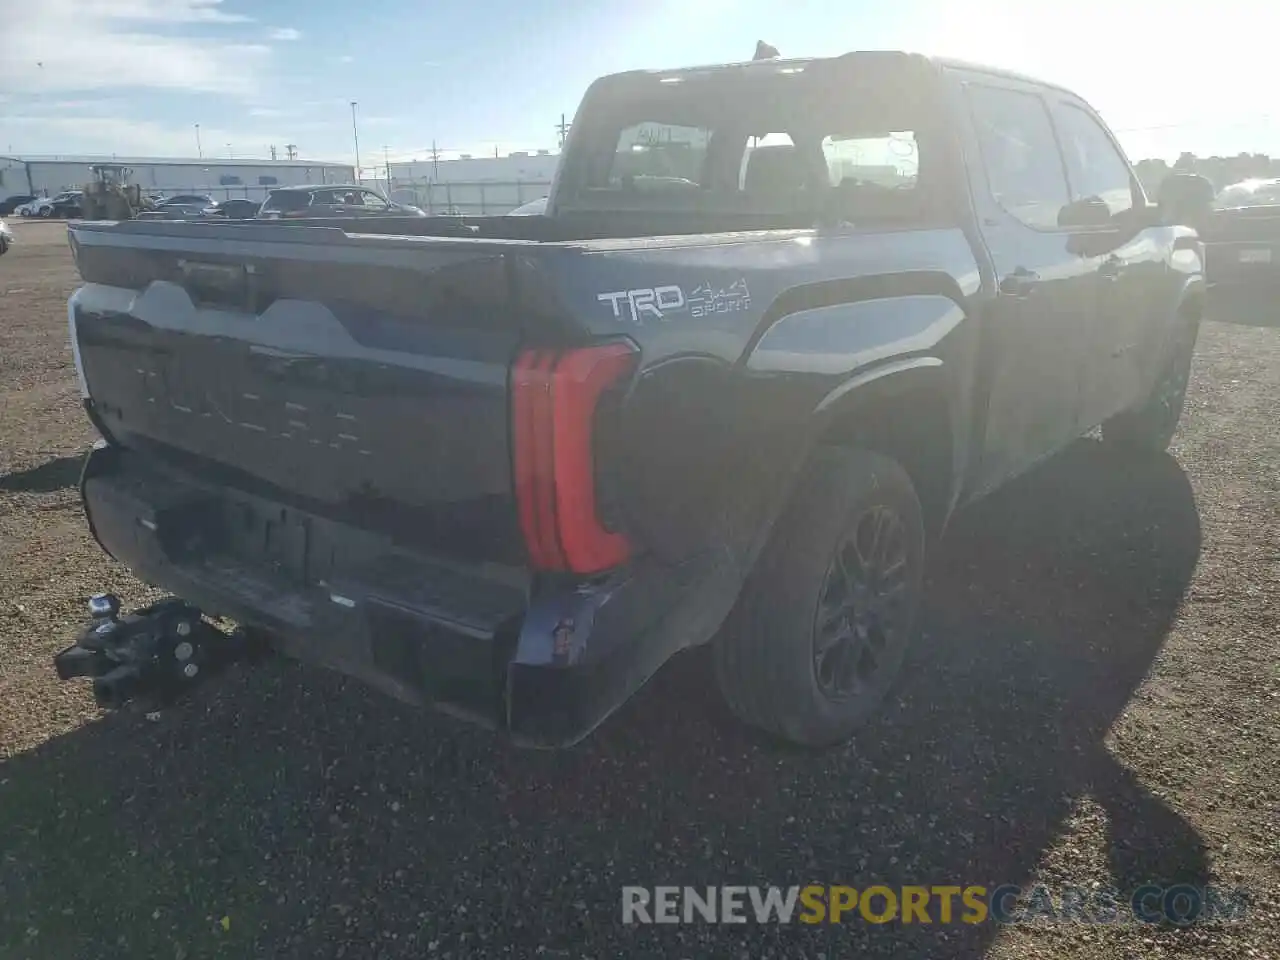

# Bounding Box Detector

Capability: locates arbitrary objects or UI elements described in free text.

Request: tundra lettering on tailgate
[597,278,751,325]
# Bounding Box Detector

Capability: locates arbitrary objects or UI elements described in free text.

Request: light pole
[350,101,361,182]
[195,123,202,158]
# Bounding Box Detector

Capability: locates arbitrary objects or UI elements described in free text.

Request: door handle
[1000,267,1040,299]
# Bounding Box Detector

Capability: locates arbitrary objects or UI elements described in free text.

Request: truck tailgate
[69,221,533,567]
[1199,206,1280,319]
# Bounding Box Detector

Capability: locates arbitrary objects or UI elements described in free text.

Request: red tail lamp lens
[512,341,637,574]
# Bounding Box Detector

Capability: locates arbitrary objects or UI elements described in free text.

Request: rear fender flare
[742,355,962,573]
[1142,260,1206,391]
[736,292,971,562]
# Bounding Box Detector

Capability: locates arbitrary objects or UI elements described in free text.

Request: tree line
[1134,152,1278,197]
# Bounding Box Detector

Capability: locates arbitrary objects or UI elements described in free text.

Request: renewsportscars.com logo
[621,884,1251,926]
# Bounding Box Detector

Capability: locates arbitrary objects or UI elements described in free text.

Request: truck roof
[597,50,1075,99]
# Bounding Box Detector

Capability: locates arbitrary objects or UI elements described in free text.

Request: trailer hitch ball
[53,596,250,709]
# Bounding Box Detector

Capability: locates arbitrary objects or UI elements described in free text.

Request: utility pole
[285,144,297,160]
[350,101,361,181]
[270,144,278,161]
[383,144,391,195]
[226,143,233,159]
[195,123,202,158]
[430,140,439,180]
[556,113,571,147]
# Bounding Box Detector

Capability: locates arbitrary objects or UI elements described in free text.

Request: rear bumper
[1204,241,1280,324]
[79,442,731,747]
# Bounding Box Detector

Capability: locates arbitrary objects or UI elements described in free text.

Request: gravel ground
[0,219,1277,959]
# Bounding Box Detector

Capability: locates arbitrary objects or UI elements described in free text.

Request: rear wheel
[713,447,925,747]
[1102,314,1199,453]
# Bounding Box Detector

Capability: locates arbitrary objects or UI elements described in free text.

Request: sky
[1,0,1278,174]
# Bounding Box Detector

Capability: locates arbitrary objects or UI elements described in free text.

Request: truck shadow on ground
[0,454,83,494]
[0,440,1205,959]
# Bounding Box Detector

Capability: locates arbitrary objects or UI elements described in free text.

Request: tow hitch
[53,593,256,710]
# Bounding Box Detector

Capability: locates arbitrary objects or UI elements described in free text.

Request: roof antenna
[753,40,780,60]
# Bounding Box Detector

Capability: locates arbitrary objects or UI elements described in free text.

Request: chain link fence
[389,179,552,215]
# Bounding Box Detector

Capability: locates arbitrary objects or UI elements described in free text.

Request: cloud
[74,0,250,24]
[335,55,354,64]
[0,114,281,160]
[269,27,300,41]
[248,107,284,118]
[0,0,267,96]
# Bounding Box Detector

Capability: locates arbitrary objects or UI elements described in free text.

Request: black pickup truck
[1189,178,1280,322]
[62,51,1205,748]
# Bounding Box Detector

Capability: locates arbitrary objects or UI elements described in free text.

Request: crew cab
[63,51,1204,748]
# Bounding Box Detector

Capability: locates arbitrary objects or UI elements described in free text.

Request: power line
[1112,114,1276,134]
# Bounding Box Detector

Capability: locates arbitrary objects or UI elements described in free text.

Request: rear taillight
[512,341,638,575]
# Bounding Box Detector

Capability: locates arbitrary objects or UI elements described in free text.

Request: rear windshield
[1215,179,1280,210]
[558,55,949,223]
[261,191,312,213]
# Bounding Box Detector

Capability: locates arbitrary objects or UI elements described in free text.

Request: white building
[386,150,560,215]
[0,156,355,202]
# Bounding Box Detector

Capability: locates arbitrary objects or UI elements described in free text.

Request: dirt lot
[0,218,1277,959]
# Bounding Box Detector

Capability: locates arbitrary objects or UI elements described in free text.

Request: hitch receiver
[53,593,255,710]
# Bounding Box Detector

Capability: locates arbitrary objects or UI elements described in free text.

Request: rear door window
[262,191,311,213]
[310,190,346,207]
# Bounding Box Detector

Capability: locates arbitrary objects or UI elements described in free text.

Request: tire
[39,206,53,218]
[1102,314,1199,453]
[713,446,926,747]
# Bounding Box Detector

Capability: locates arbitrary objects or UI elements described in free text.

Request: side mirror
[1158,173,1214,226]
[1058,196,1112,229]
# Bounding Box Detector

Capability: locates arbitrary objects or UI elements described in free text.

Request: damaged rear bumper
[78,440,719,747]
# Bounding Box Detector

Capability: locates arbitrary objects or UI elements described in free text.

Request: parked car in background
[203,198,261,220]
[508,196,548,215]
[258,185,425,219]
[23,192,80,217]
[0,218,13,255]
[1171,175,1280,321]
[49,192,84,219]
[152,194,215,217]
[0,195,37,216]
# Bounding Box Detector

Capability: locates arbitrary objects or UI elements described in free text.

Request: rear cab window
[556,53,950,224]
[608,122,710,192]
